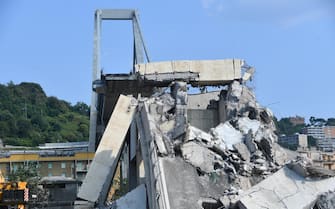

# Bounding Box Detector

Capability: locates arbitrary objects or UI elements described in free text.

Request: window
[61,162,66,169]
[48,173,52,177]
[76,162,83,171]
[48,163,53,169]
[61,172,66,177]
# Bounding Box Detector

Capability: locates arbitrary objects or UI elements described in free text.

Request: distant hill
[0,82,89,147]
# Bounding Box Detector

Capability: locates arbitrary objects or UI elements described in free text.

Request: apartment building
[0,142,94,182]
[301,126,325,139]
[278,134,308,150]
[324,126,335,139]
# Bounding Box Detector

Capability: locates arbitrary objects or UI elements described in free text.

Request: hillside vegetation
[0,82,89,147]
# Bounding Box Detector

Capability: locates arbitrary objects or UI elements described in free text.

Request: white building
[317,138,335,152]
[302,126,325,139]
[278,134,308,150]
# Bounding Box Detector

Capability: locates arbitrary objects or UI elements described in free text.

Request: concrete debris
[210,122,243,150]
[181,141,223,173]
[287,157,335,179]
[78,95,137,203]
[237,166,335,209]
[128,78,307,209]
[107,184,146,209]
[186,126,213,144]
[132,79,303,209]
[87,62,335,209]
[314,190,335,209]
[241,66,254,82]
[233,143,250,162]
[236,117,260,136]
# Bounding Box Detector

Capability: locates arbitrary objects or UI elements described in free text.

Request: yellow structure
[0,170,28,209]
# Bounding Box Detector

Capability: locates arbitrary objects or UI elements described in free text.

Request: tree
[16,118,32,137]
[72,102,90,116]
[326,118,335,126]
[8,162,40,182]
[309,116,326,126]
[0,81,90,146]
[275,117,305,135]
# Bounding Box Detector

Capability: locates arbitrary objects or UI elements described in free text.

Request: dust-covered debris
[314,190,335,209]
[135,79,300,209]
[89,61,335,209]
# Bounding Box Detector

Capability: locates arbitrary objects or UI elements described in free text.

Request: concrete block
[181,141,222,173]
[238,166,335,209]
[78,95,137,203]
[110,184,146,209]
[135,59,244,85]
[211,122,243,150]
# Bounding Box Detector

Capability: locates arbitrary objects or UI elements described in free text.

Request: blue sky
[0,0,334,120]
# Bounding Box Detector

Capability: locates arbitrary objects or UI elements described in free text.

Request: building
[288,116,305,126]
[324,126,335,139]
[316,138,335,152]
[300,150,335,171]
[278,134,308,150]
[0,142,94,183]
[301,126,325,139]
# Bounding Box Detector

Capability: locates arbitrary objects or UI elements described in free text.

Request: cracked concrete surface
[238,166,335,209]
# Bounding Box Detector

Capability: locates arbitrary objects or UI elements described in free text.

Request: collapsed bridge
[75,9,335,209]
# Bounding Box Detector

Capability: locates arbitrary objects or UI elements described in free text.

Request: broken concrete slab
[186,126,213,144]
[233,142,250,162]
[237,117,260,136]
[314,190,335,209]
[211,122,243,150]
[161,157,205,209]
[107,184,147,209]
[237,166,335,209]
[136,59,244,86]
[244,132,257,153]
[181,141,223,173]
[78,95,137,203]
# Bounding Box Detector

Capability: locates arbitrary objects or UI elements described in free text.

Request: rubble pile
[140,80,296,208]
[314,190,335,209]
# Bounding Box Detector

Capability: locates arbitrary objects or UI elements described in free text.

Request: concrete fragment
[272,143,294,165]
[136,59,244,85]
[238,166,335,209]
[78,95,137,203]
[186,126,213,144]
[219,196,231,209]
[161,157,205,209]
[143,103,168,155]
[306,166,335,178]
[171,82,188,139]
[233,142,250,161]
[257,138,273,160]
[314,190,335,209]
[244,132,257,153]
[242,67,255,82]
[159,120,175,134]
[108,184,146,209]
[287,160,309,177]
[259,108,273,124]
[181,141,223,173]
[229,81,243,99]
[211,122,243,150]
[237,117,260,136]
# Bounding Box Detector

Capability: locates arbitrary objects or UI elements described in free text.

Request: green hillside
[0,82,89,147]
